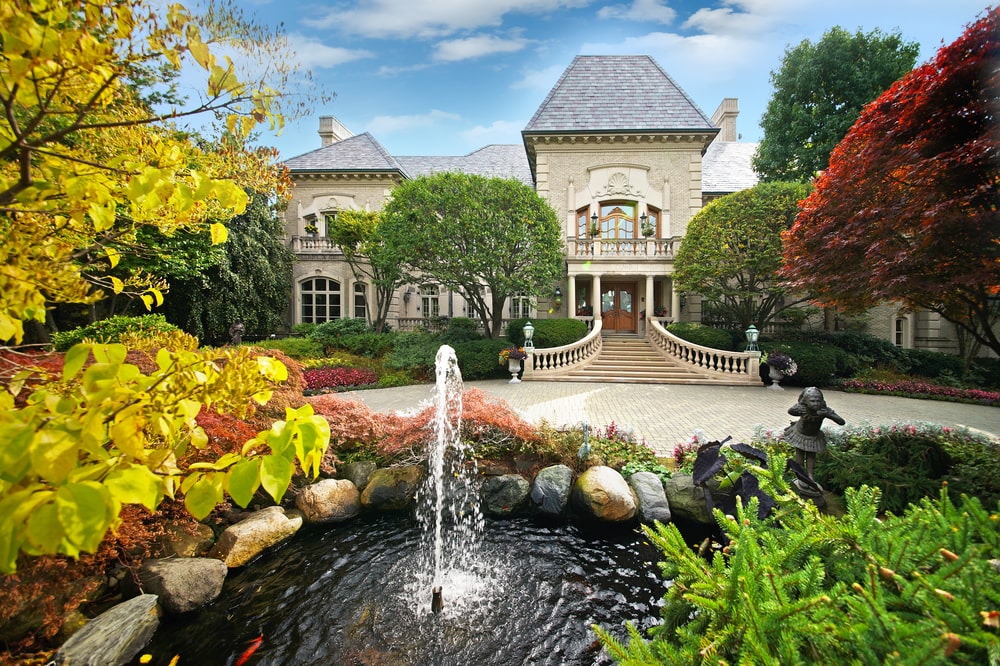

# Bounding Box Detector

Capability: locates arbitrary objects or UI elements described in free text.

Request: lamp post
[523,321,534,352]
[745,324,759,352]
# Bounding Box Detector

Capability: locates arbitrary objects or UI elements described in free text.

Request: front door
[601,283,635,333]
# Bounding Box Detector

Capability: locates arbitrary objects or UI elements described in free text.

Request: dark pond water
[137,514,676,665]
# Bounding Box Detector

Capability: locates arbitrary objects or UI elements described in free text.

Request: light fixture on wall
[553,287,563,309]
[403,288,413,303]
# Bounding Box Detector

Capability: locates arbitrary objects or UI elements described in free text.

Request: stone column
[671,279,681,322]
[567,277,577,318]
[593,275,602,318]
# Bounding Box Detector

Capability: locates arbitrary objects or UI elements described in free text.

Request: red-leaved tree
[782,8,1000,357]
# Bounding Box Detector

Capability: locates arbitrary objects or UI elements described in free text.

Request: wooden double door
[601,283,635,333]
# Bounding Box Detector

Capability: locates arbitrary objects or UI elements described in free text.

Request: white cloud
[367,109,463,135]
[597,0,677,25]
[433,34,530,62]
[459,119,525,145]
[377,63,432,77]
[286,34,374,68]
[303,0,591,39]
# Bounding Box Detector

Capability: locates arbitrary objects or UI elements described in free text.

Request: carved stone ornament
[596,171,641,197]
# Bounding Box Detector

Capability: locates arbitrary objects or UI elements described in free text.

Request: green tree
[161,192,294,344]
[380,173,564,337]
[753,26,919,182]
[783,9,1000,357]
[674,182,812,330]
[326,209,406,334]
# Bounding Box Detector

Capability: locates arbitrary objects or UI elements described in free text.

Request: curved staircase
[555,336,732,384]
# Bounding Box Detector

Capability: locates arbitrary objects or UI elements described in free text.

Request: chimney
[710,98,739,142]
[318,116,353,147]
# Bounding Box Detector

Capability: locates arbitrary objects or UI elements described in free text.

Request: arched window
[598,201,636,239]
[420,285,440,319]
[300,277,341,324]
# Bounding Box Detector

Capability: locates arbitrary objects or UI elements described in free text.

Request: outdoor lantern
[745,324,759,351]
[523,321,535,351]
[640,213,647,225]
[553,287,563,309]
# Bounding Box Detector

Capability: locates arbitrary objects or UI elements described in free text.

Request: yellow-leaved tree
[0,0,330,572]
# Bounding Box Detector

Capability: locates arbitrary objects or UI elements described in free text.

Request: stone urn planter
[507,357,522,383]
[768,365,785,389]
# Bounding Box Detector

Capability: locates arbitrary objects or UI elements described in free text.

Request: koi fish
[235,634,263,666]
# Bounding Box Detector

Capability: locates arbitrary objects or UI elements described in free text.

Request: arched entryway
[601,282,635,332]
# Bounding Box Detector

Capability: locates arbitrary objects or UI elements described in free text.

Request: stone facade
[278,54,976,356]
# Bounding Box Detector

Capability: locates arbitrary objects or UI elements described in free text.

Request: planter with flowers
[305,223,318,237]
[499,346,527,383]
[576,305,593,317]
[762,352,797,389]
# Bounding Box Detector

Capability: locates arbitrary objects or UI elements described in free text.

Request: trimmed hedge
[764,340,847,387]
[505,318,588,348]
[666,322,734,351]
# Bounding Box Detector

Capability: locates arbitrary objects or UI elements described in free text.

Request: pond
[137,513,674,665]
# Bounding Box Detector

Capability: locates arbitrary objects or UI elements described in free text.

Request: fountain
[414,345,485,615]
[137,346,676,664]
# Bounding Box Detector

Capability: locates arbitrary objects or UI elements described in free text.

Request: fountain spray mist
[418,345,484,614]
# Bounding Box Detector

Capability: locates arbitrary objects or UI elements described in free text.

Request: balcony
[567,236,678,259]
[290,235,341,253]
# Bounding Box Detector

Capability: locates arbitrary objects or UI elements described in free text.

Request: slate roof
[282,132,404,173]
[396,145,532,186]
[524,55,716,133]
[702,141,760,193]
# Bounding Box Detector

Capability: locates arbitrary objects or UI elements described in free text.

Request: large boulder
[530,464,573,517]
[159,522,215,557]
[296,478,361,524]
[481,474,530,516]
[139,558,228,615]
[54,594,159,666]
[627,472,672,524]
[662,474,714,524]
[571,466,637,522]
[338,460,378,491]
[360,465,424,510]
[209,506,303,567]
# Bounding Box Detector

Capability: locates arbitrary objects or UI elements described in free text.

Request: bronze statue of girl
[781,387,845,479]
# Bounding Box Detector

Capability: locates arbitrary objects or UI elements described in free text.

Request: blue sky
[237,0,992,160]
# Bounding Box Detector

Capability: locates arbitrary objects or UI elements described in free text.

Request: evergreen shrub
[337,332,395,358]
[900,347,966,380]
[51,314,180,351]
[665,322,733,350]
[809,330,910,373]
[453,339,511,380]
[439,317,481,344]
[971,357,1000,390]
[818,422,1000,513]
[596,448,1000,665]
[384,332,440,379]
[505,317,588,348]
[766,340,845,386]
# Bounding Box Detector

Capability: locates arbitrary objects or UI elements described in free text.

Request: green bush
[384,332,441,379]
[598,463,1000,665]
[376,371,415,388]
[439,317,482,344]
[666,322,734,350]
[971,357,1000,390]
[505,318,588,348]
[900,347,966,381]
[290,322,316,337]
[252,336,324,360]
[808,330,910,373]
[453,339,511,380]
[51,314,180,352]
[766,340,845,386]
[337,332,395,358]
[817,422,1000,513]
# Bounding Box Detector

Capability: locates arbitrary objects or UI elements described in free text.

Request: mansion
[282,55,964,355]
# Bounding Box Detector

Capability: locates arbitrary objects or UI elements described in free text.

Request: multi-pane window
[300,277,341,323]
[511,292,532,319]
[323,212,337,236]
[598,201,636,239]
[420,285,440,319]
[577,207,592,238]
[645,206,661,236]
[354,283,367,320]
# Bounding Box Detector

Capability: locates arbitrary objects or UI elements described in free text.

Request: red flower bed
[302,365,378,392]
[840,378,1000,406]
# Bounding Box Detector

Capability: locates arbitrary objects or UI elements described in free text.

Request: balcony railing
[290,235,341,253]
[567,236,678,259]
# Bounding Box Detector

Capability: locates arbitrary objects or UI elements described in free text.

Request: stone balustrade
[523,320,603,379]
[647,319,760,384]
